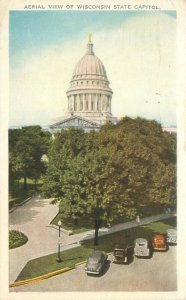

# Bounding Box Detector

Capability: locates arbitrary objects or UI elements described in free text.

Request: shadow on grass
[161,218,177,227]
[51,213,94,234]
[80,217,176,254]
[60,256,83,263]
[80,226,155,253]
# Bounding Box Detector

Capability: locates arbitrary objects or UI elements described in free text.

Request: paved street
[9,196,176,284]
[12,246,177,292]
[9,197,80,283]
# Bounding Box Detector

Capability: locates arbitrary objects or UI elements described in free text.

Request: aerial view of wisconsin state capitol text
[8,10,177,293]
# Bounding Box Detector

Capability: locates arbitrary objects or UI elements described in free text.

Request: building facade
[50,35,117,133]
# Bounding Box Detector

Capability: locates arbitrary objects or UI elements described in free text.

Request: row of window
[73,74,105,79]
[71,80,108,88]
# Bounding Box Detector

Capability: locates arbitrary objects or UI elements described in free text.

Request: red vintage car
[151,233,167,251]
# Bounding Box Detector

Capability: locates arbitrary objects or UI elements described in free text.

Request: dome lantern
[86,33,94,55]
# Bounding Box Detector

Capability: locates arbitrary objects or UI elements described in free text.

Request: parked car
[151,233,167,251]
[134,238,150,257]
[166,229,177,244]
[85,250,108,275]
[113,244,132,264]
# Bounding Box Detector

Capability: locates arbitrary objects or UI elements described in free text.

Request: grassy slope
[16,217,176,281]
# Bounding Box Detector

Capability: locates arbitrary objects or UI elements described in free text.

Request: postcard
[0,0,186,299]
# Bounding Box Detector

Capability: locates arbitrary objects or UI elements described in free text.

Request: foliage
[16,218,176,281]
[9,230,28,249]
[9,179,43,205]
[9,126,51,190]
[42,118,176,245]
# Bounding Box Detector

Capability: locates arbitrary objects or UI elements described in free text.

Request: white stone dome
[72,53,107,79]
[66,36,115,125]
[67,39,112,94]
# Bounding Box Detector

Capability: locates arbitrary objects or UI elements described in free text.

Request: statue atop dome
[86,33,94,55]
[88,33,92,42]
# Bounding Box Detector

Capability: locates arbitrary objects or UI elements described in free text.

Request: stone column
[83,94,85,111]
[71,95,74,112]
[95,94,98,111]
[101,94,104,111]
[89,94,91,111]
[77,94,80,111]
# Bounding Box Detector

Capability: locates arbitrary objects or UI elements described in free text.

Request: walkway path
[9,196,175,283]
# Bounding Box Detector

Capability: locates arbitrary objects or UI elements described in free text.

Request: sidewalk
[72,212,176,243]
[9,196,176,283]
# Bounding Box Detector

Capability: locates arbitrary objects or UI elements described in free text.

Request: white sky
[9,11,176,127]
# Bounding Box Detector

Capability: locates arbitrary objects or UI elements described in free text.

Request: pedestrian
[136,215,140,224]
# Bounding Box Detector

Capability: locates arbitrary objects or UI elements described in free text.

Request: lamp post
[56,220,62,262]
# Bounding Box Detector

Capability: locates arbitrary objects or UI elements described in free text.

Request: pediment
[50,115,100,129]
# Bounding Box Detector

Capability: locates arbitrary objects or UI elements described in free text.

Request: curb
[9,252,114,288]
[9,197,32,213]
[9,267,73,288]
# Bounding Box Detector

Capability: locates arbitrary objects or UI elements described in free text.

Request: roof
[135,238,147,244]
[72,40,108,80]
[50,115,101,129]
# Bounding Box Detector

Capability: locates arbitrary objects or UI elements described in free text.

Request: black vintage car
[113,244,132,264]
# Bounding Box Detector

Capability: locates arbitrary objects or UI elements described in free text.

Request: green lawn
[51,213,99,234]
[16,246,93,282]
[9,179,43,206]
[51,212,133,234]
[50,203,172,234]
[80,217,176,250]
[16,217,176,282]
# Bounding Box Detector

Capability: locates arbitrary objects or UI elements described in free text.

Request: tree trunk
[74,218,78,226]
[23,176,27,190]
[94,219,101,246]
[34,179,37,190]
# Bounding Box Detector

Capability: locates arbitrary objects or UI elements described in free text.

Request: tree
[41,128,87,198]
[9,126,51,189]
[42,117,176,245]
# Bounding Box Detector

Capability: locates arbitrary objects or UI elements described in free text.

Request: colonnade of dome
[68,94,111,113]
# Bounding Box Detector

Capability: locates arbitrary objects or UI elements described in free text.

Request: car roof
[153,233,164,238]
[135,238,147,243]
[114,244,127,249]
[90,250,104,259]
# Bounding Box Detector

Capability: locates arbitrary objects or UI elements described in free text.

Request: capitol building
[49,35,117,133]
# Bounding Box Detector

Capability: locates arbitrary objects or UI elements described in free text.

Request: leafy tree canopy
[9,126,51,188]
[42,118,176,245]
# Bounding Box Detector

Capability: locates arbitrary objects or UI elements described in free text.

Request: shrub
[9,230,28,249]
